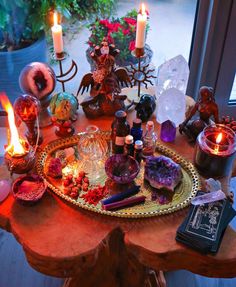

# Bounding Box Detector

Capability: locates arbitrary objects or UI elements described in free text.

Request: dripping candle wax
[194,124,236,178]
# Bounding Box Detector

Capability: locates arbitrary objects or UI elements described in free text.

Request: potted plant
[86,9,152,70]
[0,0,71,103]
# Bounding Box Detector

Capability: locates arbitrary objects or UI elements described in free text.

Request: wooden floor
[0,177,236,287]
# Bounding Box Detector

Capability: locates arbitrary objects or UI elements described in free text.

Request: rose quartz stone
[0,180,11,202]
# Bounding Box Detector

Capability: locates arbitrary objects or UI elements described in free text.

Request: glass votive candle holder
[194,124,236,178]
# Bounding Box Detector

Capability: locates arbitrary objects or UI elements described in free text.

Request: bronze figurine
[179,86,219,141]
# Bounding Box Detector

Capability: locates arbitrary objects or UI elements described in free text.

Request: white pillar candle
[51,12,64,54]
[135,3,147,49]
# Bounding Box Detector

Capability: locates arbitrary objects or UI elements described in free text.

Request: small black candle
[194,124,236,178]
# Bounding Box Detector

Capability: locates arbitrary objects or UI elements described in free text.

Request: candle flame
[216,133,223,144]
[141,3,146,15]
[0,93,26,156]
[53,12,58,26]
[23,107,27,116]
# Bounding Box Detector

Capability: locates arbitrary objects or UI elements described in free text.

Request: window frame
[187,0,236,117]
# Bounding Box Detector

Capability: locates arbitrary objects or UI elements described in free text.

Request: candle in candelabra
[51,12,64,55]
[135,3,147,56]
[194,124,236,178]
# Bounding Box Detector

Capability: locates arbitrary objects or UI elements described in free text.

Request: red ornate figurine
[77,38,133,118]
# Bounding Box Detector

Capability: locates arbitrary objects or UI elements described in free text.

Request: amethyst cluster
[144,156,182,192]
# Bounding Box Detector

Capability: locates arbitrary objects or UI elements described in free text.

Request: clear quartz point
[191,190,226,206]
[156,55,189,99]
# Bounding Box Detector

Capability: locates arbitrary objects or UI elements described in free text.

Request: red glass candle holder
[14,94,43,146]
[194,124,236,178]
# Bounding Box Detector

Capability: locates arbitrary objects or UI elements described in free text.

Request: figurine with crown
[77,38,133,118]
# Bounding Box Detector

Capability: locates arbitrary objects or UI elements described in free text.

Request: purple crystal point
[160,120,176,142]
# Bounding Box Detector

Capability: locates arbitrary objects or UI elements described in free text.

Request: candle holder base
[4,148,35,175]
[132,48,145,58]
[55,126,75,138]
[55,52,66,61]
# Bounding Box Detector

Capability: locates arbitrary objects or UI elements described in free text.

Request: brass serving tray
[37,131,200,218]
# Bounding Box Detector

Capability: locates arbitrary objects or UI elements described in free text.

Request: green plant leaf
[0,10,9,29]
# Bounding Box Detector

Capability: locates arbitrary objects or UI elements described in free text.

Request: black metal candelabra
[130,48,156,98]
[54,52,78,92]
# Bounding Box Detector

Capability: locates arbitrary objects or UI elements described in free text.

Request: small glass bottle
[124,135,134,157]
[134,140,143,164]
[131,118,143,142]
[111,110,130,154]
[142,121,157,158]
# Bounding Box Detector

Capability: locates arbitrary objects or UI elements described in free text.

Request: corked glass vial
[131,118,143,142]
[111,110,130,154]
[134,140,143,164]
[142,121,157,157]
[124,135,134,157]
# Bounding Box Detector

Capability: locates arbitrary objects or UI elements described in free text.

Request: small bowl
[12,174,47,205]
[105,154,140,184]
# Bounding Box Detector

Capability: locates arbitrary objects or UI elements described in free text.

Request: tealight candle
[51,12,64,56]
[135,3,147,56]
[194,124,236,178]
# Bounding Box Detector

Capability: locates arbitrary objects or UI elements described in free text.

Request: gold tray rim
[36,131,200,218]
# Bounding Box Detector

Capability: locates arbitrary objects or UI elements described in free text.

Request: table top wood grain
[0,108,236,286]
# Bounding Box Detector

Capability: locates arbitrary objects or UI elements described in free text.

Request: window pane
[117,0,198,66]
[229,73,236,102]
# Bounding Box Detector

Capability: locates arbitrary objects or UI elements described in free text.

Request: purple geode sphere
[19,62,56,100]
[144,156,182,192]
[105,154,140,184]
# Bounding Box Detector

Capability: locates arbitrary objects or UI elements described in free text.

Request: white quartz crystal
[156,55,189,100]
[156,87,186,126]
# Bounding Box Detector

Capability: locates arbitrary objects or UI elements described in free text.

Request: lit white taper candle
[135,3,147,49]
[51,12,64,54]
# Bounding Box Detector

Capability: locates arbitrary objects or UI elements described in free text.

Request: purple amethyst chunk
[144,156,182,192]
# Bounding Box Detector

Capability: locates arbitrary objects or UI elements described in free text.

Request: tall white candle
[135,3,147,49]
[51,12,64,54]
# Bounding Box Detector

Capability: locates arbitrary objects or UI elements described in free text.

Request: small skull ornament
[135,94,156,122]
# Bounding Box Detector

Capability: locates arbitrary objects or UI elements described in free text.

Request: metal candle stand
[54,52,78,92]
[130,48,156,98]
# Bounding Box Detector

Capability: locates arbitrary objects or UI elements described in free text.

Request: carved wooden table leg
[61,227,147,287]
